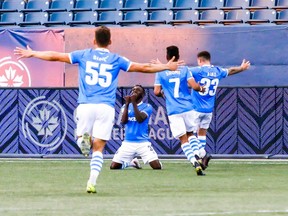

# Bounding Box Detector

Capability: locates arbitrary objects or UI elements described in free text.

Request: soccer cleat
[202,153,212,170]
[131,158,142,169]
[81,132,91,157]
[86,183,97,193]
[195,154,204,170]
[194,161,205,176]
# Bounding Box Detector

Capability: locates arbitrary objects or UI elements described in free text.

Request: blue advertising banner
[0,29,65,87]
[0,87,288,156]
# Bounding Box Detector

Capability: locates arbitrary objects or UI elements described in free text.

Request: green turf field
[0,159,288,216]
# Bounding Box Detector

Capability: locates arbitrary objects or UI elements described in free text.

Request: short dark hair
[95,26,111,47]
[197,51,211,61]
[134,84,146,96]
[166,45,179,61]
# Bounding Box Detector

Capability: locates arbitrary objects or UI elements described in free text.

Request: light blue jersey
[154,66,195,115]
[123,102,152,142]
[69,48,131,107]
[190,65,228,113]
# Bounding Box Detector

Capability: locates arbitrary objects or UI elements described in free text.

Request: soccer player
[14,26,182,193]
[110,85,162,170]
[154,45,206,176]
[189,51,250,170]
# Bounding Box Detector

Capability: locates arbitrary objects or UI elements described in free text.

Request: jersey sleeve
[118,56,131,72]
[154,73,161,86]
[142,104,153,117]
[69,50,85,64]
[219,67,229,79]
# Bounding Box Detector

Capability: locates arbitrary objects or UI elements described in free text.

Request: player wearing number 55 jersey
[189,51,250,170]
[14,26,182,194]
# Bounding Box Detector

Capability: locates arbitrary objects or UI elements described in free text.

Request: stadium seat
[19,12,48,26]
[194,9,225,25]
[0,0,25,13]
[246,9,277,25]
[94,11,123,25]
[144,10,173,25]
[43,11,73,26]
[71,0,99,12]
[220,0,250,11]
[119,0,148,12]
[195,0,224,11]
[171,0,199,11]
[146,0,174,11]
[170,9,199,25]
[272,0,288,10]
[21,0,50,13]
[69,11,98,26]
[246,0,276,11]
[119,11,148,26]
[95,0,123,12]
[273,9,288,24]
[219,9,250,25]
[0,12,23,26]
[46,0,74,12]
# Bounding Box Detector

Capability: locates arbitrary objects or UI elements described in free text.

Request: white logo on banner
[22,96,68,150]
[0,56,31,87]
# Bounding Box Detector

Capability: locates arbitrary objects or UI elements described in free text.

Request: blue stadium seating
[71,0,99,12]
[220,0,250,11]
[19,12,48,26]
[21,0,50,13]
[44,11,73,26]
[119,11,148,26]
[69,11,98,26]
[0,0,25,13]
[246,0,276,11]
[46,0,74,12]
[219,9,251,25]
[96,0,123,12]
[246,9,277,25]
[196,0,224,11]
[273,9,288,24]
[94,11,123,25]
[146,0,173,11]
[144,10,173,25]
[272,0,288,10]
[0,12,23,26]
[194,9,225,25]
[170,9,199,25]
[171,0,199,11]
[120,0,148,12]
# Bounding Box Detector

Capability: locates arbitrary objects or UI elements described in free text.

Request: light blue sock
[188,135,200,156]
[88,151,103,185]
[198,136,207,158]
[181,142,196,164]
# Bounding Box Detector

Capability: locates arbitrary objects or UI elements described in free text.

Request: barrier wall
[0,87,287,156]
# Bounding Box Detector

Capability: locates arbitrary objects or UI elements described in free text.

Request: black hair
[166,45,179,61]
[197,51,211,61]
[95,26,111,47]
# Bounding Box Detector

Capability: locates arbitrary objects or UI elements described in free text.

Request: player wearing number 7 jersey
[14,26,182,194]
[189,51,250,170]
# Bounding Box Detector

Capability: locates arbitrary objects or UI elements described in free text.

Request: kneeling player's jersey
[123,102,152,142]
[189,65,228,113]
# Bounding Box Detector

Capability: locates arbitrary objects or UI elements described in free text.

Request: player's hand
[199,85,206,93]
[124,95,131,104]
[14,45,33,60]
[151,58,162,64]
[130,94,137,103]
[240,59,250,71]
[167,56,185,71]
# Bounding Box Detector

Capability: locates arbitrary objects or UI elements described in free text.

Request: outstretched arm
[228,59,250,76]
[128,56,184,73]
[14,45,71,64]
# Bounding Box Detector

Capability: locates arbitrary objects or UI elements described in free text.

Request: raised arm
[130,94,147,123]
[228,59,250,76]
[121,96,131,124]
[14,45,71,64]
[128,56,184,73]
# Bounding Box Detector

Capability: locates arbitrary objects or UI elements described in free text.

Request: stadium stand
[171,0,199,11]
[246,0,276,11]
[220,0,250,11]
[0,11,23,26]
[69,11,98,26]
[119,10,148,26]
[70,0,99,12]
[21,0,50,13]
[95,0,123,12]
[144,10,173,26]
[43,11,73,26]
[146,0,173,11]
[170,9,199,25]
[0,0,25,13]
[272,0,288,10]
[94,10,123,25]
[19,11,48,27]
[273,9,288,24]
[195,0,224,11]
[194,9,225,25]
[246,9,277,25]
[46,0,74,12]
[219,9,251,25]
[119,0,148,12]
